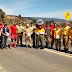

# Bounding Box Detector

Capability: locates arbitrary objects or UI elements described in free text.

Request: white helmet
[37,19,44,25]
[27,24,29,26]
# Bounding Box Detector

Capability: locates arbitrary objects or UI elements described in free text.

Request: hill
[5,15,67,23]
[30,17,67,22]
[20,17,67,22]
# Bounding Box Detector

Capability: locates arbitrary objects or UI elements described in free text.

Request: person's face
[14,23,16,26]
[54,24,57,27]
[57,27,59,29]
[0,21,2,25]
[46,24,49,27]
[51,22,53,26]
[65,22,68,27]
[31,24,33,26]
[38,25,43,29]
[4,25,7,28]
[19,23,21,26]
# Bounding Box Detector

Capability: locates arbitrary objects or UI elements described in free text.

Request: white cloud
[0,5,14,15]
[22,9,72,20]
[0,3,72,20]
[14,5,33,11]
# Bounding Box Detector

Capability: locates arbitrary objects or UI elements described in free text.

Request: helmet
[37,19,44,25]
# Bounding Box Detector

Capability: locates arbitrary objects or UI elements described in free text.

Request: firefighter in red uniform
[0,21,4,48]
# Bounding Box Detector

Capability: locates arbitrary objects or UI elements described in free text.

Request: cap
[30,22,33,24]
[37,19,44,25]
[4,23,7,25]
[46,22,49,25]
[27,24,29,26]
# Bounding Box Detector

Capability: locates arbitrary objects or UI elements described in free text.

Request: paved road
[0,47,72,72]
[0,37,72,72]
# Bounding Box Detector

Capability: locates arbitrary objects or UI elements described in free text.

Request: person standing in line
[69,25,72,47]
[54,26,62,51]
[0,21,4,48]
[24,24,33,48]
[9,22,17,48]
[50,22,57,49]
[44,22,50,48]
[52,23,57,48]
[50,21,54,48]
[1,23,9,49]
[35,19,45,49]
[63,22,70,53]
[16,22,24,47]
[30,22,36,47]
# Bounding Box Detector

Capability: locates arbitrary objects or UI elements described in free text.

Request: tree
[70,20,72,24]
[44,20,50,25]
[0,9,5,20]
[19,14,21,19]
[32,19,37,23]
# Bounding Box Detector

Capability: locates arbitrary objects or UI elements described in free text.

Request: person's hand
[71,38,72,40]
[48,35,50,37]
[44,33,47,35]
[59,36,61,39]
[4,34,7,36]
[10,32,11,35]
[36,32,39,35]
[25,33,27,36]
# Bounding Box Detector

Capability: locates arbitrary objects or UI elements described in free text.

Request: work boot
[9,47,12,49]
[56,47,58,51]
[46,46,49,49]
[30,46,32,48]
[26,45,28,48]
[14,43,16,47]
[1,48,3,49]
[51,46,53,49]
[33,45,35,48]
[64,48,66,52]
[17,45,19,47]
[65,49,69,53]
[20,44,23,47]
[35,46,39,49]
[40,47,44,49]
[14,46,16,48]
[59,48,61,51]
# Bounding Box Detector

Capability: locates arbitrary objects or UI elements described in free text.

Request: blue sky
[0,0,72,19]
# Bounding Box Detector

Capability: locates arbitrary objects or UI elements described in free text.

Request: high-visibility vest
[17,25,24,33]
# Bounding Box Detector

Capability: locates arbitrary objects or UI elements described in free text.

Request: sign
[64,11,71,21]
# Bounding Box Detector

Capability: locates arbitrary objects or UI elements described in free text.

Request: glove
[36,32,39,35]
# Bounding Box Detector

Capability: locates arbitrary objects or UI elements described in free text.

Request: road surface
[0,37,72,72]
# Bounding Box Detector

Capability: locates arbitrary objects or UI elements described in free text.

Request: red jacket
[50,25,54,30]
[50,25,54,36]
[0,25,4,31]
[50,25,57,37]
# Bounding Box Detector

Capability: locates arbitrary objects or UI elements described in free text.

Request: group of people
[0,21,36,49]
[0,19,72,53]
[44,21,72,53]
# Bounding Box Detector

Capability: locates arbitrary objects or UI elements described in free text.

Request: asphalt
[0,37,72,72]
